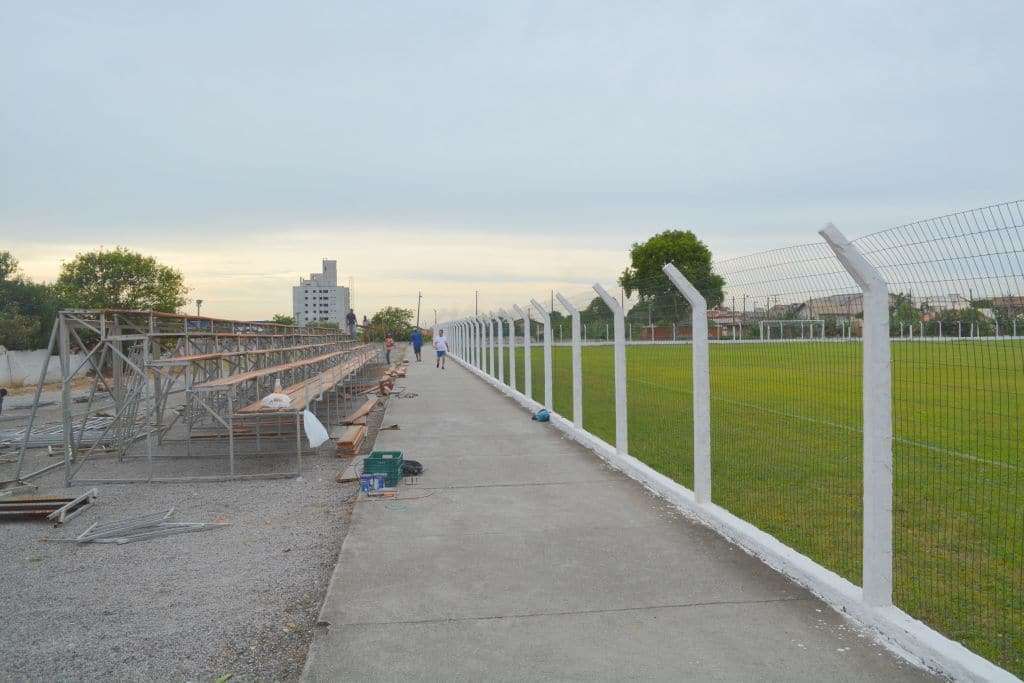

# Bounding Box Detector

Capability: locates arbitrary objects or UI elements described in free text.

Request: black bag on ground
[402,459,424,476]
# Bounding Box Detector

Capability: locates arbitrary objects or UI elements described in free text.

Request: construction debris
[58,508,230,545]
[334,425,366,456]
[335,460,360,483]
[0,488,97,523]
[342,398,377,425]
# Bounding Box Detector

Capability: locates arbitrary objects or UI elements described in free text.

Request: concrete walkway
[303,358,932,681]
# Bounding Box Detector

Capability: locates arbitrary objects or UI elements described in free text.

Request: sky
[3,1,1023,322]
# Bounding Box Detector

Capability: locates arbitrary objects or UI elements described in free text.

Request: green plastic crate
[363,450,403,487]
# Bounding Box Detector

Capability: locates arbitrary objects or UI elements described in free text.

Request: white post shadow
[530,299,554,411]
[494,312,505,384]
[499,309,517,393]
[663,264,711,505]
[513,304,532,400]
[820,223,893,609]
[593,283,627,455]
[555,293,583,431]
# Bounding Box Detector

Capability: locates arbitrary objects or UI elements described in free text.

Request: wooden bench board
[235,349,378,414]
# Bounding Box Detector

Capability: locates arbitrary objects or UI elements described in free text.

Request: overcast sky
[3,1,1022,321]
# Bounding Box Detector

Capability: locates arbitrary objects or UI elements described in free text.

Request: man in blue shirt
[410,327,423,362]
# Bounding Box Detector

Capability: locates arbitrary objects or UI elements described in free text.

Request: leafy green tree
[368,306,415,341]
[56,247,188,312]
[889,292,922,331]
[271,313,295,326]
[619,230,725,318]
[0,251,60,349]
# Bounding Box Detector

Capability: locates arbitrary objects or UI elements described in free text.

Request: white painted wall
[0,347,86,386]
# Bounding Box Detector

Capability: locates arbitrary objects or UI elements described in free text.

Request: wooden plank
[193,350,347,389]
[336,425,365,446]
[342,398,377,424]
[236,348,378,414]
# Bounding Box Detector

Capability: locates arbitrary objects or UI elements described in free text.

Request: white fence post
[593,283,627,455]
[663,264,711,505]
[530,299,553,411]
[473,317,481,369]
[495,313,505,383]
[480,315,492,375]
[555,293,583,431]
[500,309,517,393]
[514,304,532,400]
[476,317,484,369]
[489,313,498,376]
[820,223,893,609]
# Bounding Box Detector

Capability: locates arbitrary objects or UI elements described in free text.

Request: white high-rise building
[293,259,351,327]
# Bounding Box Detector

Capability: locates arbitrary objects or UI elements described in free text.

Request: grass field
[495,340,1022,676]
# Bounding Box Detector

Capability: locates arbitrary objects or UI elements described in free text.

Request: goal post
[758,319,826,340]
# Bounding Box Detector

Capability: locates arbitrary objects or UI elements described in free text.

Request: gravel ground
[0,349,405,681]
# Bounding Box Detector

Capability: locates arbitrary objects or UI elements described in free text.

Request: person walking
[385,333,394,365]
[410,327,423,362]
[345,309,357,337]
[434,329,448,369]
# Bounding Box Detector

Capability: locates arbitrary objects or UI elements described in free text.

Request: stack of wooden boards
[376,361,408,396]
[333,397,377,456]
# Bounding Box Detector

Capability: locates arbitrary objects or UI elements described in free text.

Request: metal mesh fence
[853,200,1024,673]
[529,318,545,405]
[577,287,616,445]
[711,244,864,584]
[624,275,695,489]
[448,199,1023,677]
[550,298,573,419]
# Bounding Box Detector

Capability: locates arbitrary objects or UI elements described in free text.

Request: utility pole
[433,309,437,330]
[196,299,203,317]
[416,291,422,327]
[475,290,479,316]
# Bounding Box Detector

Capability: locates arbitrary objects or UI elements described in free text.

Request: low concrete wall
[0,348,87,387]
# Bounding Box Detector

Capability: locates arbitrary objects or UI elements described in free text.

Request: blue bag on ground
[532,409,550,422]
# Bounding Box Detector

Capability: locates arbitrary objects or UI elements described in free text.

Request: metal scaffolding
[12,310,383,485]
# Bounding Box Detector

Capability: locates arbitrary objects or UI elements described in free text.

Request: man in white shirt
[433,330,449,369]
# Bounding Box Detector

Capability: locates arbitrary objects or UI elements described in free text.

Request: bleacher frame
[12,310,383,485]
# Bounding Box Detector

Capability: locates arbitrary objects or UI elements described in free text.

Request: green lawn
[495,340,1023,676]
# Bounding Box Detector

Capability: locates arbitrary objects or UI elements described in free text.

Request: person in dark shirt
[410,328,423,362]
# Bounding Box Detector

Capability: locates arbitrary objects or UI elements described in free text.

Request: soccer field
[503,340,1022,675]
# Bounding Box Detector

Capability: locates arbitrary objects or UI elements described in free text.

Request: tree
[619,230,725,317]
[56,247,189,312]
[0,251,60,349]
[368,306,414,341]
[271,313,295,326]
[889,292,921,331]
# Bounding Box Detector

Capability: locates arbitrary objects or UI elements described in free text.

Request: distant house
[766,303,804,319]
[798,293,864,319]
[921,294,971,312]
[991,295,1024,313]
